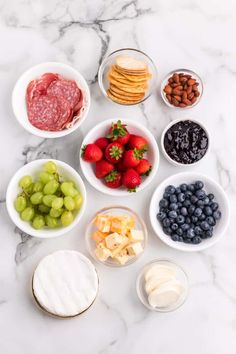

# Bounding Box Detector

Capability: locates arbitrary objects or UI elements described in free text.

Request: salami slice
[47,79,81,110]
[28,95,72,131]
[27,73,59,103]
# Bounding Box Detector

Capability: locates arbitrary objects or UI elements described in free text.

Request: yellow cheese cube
[129,229,144,242]
[111,236,129,257]
[95,242,111,262]
[110,216,131,234]
[95,214,111,233]
[105,232,125,250]
[92,230,107,244]
[113,248,130,265]
[126,242,143,256]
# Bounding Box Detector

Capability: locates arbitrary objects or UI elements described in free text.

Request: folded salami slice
[27,73,59,103]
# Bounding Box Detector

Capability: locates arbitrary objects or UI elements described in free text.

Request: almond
[183,99,192,106]
[187,86,192,94]
[164,85,172,94]
[173,95,182,102]
[192,84,198,91]
[191,97,197,104]
[188,92,194,100]
[166,94,172,102]
[182,91,187,100]
[175,85,183,90]
[179,103,187,108]
[168,77,173,83]
[172,97,179,106]
[184,84,188,90]
[172,88,182,96]
[171,83,179,88]
[187,79,196,86]
[195,91,200,97]
[173,73,180,83]
[180,77,188,83]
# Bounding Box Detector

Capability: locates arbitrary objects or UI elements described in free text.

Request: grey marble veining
[0,1,236,354]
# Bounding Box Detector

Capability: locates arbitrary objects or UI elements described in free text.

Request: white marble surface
[0,1,236,353]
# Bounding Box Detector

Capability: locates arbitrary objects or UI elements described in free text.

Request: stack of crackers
[107,56,152,105]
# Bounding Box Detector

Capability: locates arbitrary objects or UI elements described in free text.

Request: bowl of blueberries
[149,172,230,251]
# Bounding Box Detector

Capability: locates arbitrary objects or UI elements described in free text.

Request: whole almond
[164,85,172,94]
[166,94,172,102]
[172,88,182,96]
[191,97,197,104]
[184,84,188,90]
[173,73,180,83]
[172,98,179,106]
[175,85,183,90]
[182,91,187,100]
[195,91,200,97]
[168,77,173,83]
[171,83,179,88]
[188,92,194,100]
[180,77,188,83]
[192,84,198,91]
[183,99,192,106]
[173,95,182,102]
[187,86,192,94]
[187,79,196,86]
[179,103,187,108]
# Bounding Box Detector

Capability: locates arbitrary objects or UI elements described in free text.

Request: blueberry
[197,199,204,208]
[187,228,195,238]
[169,203,178,211]
[181,207,188,216]
[157,212,166,221]
[177,228,183,236]
[175,187,181,194]
[203,197,210,205]
[213,210,222,220]
[183,199,191,208]
[200,221,210,231]
[204,206,212,216]
[194,226,203,235]
[177,202,183,208]
[178,237,184,242]
[180,183,188,192]
[206,216,216,226]
[185,217,191,224]
[162,218,171,227]
[171,223,178,231]
[163,227,172,235]
[205,229,213,238]
[163,192,170,199]
[184,238,192,243]
[178,193,185,202]
[195,181,204,190]
[168,211,177,219]
[190,195,198,204]
[191,216,198,224]
[211,202,219,211]
[188,184,195,192]
[181,223,190,231]
[195,190,206,200]
[185,191,193,198]
[194,207,202,217]
[177,215,185,225]
[169,194,177,203]
[208,193,214,201]
[159,198,169,208]
[199,213,206,221]
[188,205,195,215]
[165,185,176,194]
[171,234,179,241]
[192,236,202,244]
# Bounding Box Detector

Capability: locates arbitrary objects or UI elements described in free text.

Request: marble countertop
[0,1,235,353]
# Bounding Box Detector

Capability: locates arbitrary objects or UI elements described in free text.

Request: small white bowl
[149,172,230,252]
[12,62,91,138]
[80,118,160,196]
[6,159,87,238]
[161,118,210,167]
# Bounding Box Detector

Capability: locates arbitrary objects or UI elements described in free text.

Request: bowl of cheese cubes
[85,206,147,267]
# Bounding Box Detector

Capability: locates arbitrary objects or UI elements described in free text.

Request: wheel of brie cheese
[32,250,99,318]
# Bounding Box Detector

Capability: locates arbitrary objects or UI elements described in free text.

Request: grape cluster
[157,181,221,244]
[14,161,83,229]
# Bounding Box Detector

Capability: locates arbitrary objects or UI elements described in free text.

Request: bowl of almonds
[161,69,203,109]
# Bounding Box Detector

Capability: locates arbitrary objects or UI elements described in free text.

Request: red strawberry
[95,160,114,179]
[107,120,130,145]
[123,149,144,168]
[122,169,141,192]
[129,134,148,151]
[104,170,122,189]
[116,160,126,172]
[105,142,124,164]
[135,159,152,176]
[94,137,109,151]
[81,144,102,162]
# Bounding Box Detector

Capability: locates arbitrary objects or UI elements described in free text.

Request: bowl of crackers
[98,48,157,105]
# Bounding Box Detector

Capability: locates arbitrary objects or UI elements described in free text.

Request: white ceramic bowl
[161,118,210,167]
[149,172,230,251]
[6,159,87,238]
[12,62,91,138]
[80,119,160,196]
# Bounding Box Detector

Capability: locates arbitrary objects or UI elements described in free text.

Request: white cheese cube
[95,243,111,262]
[126,242,143,256]
[95,215,111,233]
[105,233,126,250]
[129,229,144,242]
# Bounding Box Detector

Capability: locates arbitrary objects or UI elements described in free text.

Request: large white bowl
[149,172,230,251]
[6,159,87,238]
[80,119,160,196]
[12,62,91,138]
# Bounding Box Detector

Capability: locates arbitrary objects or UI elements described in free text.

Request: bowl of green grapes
[6,159,86,238]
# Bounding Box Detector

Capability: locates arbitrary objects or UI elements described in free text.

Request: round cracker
[116,56,147,71]
[107,90,142,105]
[110,84,145,98]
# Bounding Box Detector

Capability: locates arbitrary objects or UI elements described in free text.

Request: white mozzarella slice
[33,250,98,317]
[148,280,184,308]
[145,264,177,282]
[145,275,175,294]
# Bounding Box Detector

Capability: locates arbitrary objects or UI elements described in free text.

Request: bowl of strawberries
[80,119,159,196]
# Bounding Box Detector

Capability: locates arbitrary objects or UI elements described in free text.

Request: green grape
[38,204,50,214]
[73,194,83,210]
[50,207,63,218]
[43,180,59,195]
[64,196,75,211]
[61,182,77,197]
[21,207,35,221]
[67,180,75,187]
[32,215,45,229]
[39,171,54,184]
[61,211,74,226]
[30,192,43,205]
[44,161,57,174]
[25,183,34,195]
[19,175,32,189]
[14,195,27,212]
[51,197,63,210]
[43,195,57,207]
[45,215,59,228]
[33,181,43,193]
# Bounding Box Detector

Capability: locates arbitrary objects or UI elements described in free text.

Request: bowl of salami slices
[12,62,90,138]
